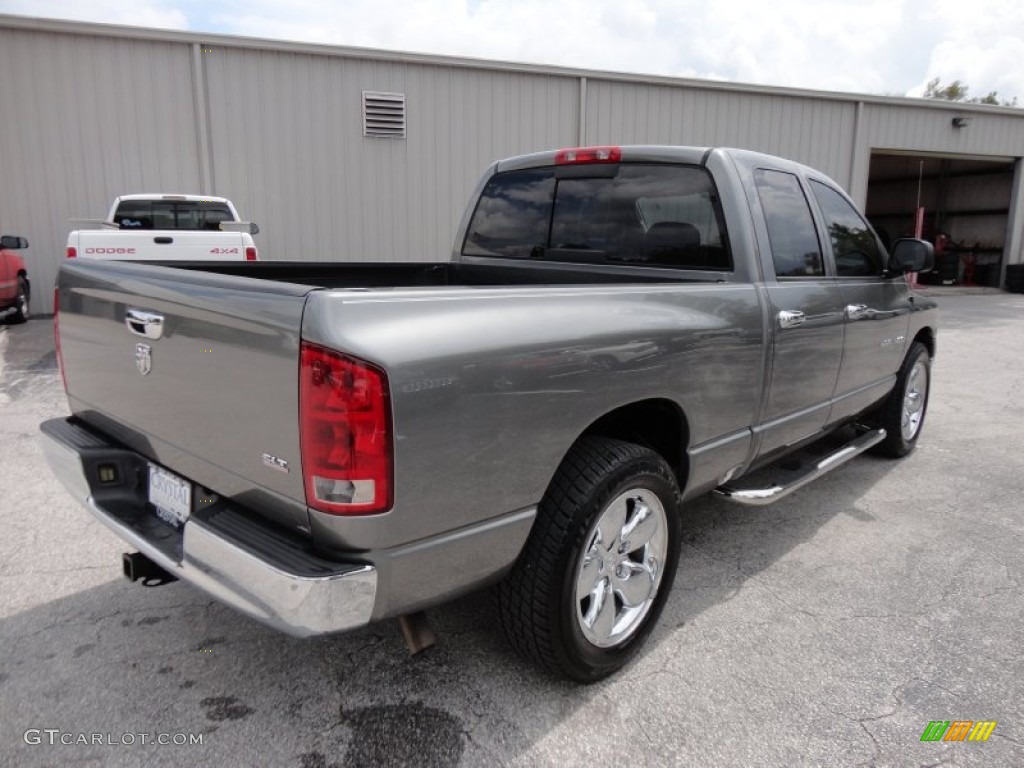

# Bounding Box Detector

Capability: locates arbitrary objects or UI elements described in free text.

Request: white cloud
[205,0,907,92]
[908,0,1024,103]
[2,0,1022,102]
[0,0,187,29]
[677,0,910,93]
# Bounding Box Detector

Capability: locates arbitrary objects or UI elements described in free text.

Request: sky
[2,0,1022,104]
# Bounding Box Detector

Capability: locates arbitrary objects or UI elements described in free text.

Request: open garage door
[865,152,1016,288]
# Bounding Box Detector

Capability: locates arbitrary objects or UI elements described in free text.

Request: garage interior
[865,152,1017,287]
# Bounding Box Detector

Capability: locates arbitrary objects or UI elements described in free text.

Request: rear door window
[753,169,825,278]
[114,200,234,231]
[463,164,731,270]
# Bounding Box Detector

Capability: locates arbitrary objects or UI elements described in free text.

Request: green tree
[923,77,1018,107]
[924,78,968,100]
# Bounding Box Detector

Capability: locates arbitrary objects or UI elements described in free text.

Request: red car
[0,234,30,323]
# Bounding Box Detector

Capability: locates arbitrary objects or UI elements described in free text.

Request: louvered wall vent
[362,91,406,138]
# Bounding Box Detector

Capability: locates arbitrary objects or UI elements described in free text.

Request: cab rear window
[462,164,731,270]
[114,201,234,231]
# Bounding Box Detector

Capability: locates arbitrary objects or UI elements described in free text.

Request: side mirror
[0,235,28,249]
[888,238,933,275]
[250,223,259,235]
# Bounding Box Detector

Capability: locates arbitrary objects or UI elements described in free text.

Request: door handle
[777,310,805,329]
[125,309,164,340]
[154,236,173,244]
[846,304,876,321]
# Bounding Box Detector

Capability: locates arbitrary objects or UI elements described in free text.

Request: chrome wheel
[575,488,668,648]
[499,436,681,680]
[901,360,928,441]
[870,341,931,459]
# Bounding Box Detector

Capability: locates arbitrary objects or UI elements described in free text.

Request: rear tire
[497,436,682,682]
[10,278,29,324]
[870,341,931,458]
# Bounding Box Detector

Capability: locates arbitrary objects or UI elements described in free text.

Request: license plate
[148,463,192,528]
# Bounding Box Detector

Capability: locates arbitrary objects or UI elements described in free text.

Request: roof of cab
[114,194,232,203]
[496,145,713,173]
[493,145,844,193]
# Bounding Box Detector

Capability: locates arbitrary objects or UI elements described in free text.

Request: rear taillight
[66,247,77,258]
[245,247,257,261]
[299,343,392,515]
[554,145,622,165]
[54,288,68,392]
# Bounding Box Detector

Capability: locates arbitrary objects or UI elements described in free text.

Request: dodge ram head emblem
[135,343,152,376]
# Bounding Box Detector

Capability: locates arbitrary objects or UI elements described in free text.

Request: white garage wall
[2,14,1023,314]
[584,82,857,186]
[0,25,201,314]
[202,47,578,265]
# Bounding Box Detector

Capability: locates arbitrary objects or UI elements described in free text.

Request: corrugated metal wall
[0,26,201,314]
[584,82,857,184]
[861,104,1024,157]
[204,47,578,264]
[2,16,1023,314]
[849,104,1024,202]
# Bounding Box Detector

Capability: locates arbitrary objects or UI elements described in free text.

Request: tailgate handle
[154,236,173,244]
[125,309,164,340]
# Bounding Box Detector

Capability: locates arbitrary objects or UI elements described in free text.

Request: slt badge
[135,343,152,376]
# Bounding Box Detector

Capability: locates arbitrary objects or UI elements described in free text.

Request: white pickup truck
[66,194,259,261]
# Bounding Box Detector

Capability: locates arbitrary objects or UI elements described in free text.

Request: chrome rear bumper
[40,418,376,637]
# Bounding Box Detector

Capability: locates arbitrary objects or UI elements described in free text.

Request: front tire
[871,341,931,457]
[497,436,682,682]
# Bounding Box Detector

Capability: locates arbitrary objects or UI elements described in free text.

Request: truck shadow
[0,449,900,767]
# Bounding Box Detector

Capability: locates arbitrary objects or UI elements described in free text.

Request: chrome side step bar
[713,427,886,506]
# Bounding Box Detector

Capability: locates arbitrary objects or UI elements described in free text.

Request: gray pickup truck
[42,146,937,681]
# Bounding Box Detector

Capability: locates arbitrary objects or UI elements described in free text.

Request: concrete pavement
[1,294,1022,767]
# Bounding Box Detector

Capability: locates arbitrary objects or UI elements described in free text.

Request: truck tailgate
[74,230,249,260]
[56,260,314,532]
